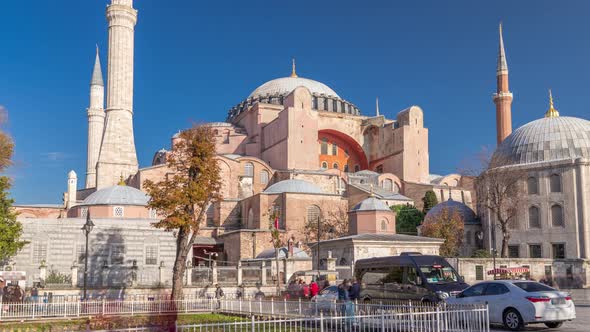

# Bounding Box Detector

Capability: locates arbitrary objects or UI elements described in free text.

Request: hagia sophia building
[10,0,590,287]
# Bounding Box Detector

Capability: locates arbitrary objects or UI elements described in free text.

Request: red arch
[318,129,369,170]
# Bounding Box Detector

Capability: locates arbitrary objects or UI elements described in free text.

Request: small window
[354,165,360,172]
[332,144,338,156]
[552,243,565,259]
[381,219,388,231]
[323,99,328,110]
[145,246,158,265]
[529,244,542,258]
[508,245,520,258]
[110,245,125,265]
[344,165,349,172]
[76,244,85,264]
[551,204,564,227]
[312,97,318,109]
[375,165,383,173]
[528,206,540,228]
[475,265,484,281]
[527,177,538,195]
[321,162,328,169]
[244,162,254,177]
[307,205,321,223]
[332,100,337,112]
[321,138,328,155]
[544,265,552,279]
[80,207,88,218]
[114,206,124,217]
[382,179,393,191]
[206,204,215,227]
[333,163,339,170]
[260,170,269,185]
[550,174,561,193]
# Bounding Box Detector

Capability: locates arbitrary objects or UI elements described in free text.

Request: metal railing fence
[0,297,489,332]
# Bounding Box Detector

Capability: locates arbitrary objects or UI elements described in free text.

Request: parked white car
[446,280,575,331]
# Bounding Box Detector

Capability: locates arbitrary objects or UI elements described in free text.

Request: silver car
[446,280,576,331]
[311,285,339,313]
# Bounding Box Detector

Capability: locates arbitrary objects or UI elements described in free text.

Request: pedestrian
[31,285,39,303]
[0,277,5,302]
[310,279,319,297]
[302,281,310,299]
[337,279,349,316]
[349,278,360,301]
[215,284,224,309]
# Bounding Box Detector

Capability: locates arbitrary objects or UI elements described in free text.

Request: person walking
[310,279,319,297]
[302,281,310,299]
[215,284,224,309]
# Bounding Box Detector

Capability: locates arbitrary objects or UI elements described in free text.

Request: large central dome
[248,76,339,99]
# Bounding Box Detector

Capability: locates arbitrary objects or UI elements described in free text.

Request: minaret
[67,170,78,209]
[376,97,380,116]
[96,0,139,188]
[493,23,513,145]
[86,47,105,188]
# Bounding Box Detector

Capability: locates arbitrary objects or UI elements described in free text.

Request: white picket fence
[0,298,489,332]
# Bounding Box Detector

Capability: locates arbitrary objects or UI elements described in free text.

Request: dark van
[355,253,469,302]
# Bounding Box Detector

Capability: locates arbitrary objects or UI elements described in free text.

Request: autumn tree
[144,125,221,300]
[461,147,526,258]
[420,207,464,257]
[303,203,349,243]
[421,190,438,214]
[391,204,423,235]
[0,108,26,265]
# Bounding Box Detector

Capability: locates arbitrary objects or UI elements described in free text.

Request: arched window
[223,130,230,144]
[332,144,338,156]
[321,162,328,169]
[244,162,254,177]
[260,170,269,184]
[392,182,400,193]
[550,174,561,193]
[528,206,540,228]
[321,138,328,155]
[354,165,360,172]
[527,177,538,195]
[307,205,321,223]
[382,179,393,191]
[551,204,564,227]
[206,204,215,227]
[344,165,349,172]
[381,219,388,232]
[312,97,318,109]
[333,163,339,170]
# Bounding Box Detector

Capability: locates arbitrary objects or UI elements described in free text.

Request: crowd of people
[286,278,323,299]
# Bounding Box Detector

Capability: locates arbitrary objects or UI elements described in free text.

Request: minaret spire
[290,58,298,78]
[497,23,508,75]
[86,46,105,188]
[375,97,380,116]
[493,22,513,145]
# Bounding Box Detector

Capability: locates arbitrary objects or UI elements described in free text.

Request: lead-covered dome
[82,185,150,206]
[248,76,339,99]
[424,199,477,224]
[492,116,590,166]
[263,179,323,194]
[351,197,391,212]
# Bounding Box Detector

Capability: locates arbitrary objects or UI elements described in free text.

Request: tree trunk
[171,227,192,300]
[501,236,509,258]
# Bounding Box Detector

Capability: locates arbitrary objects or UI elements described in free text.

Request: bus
[354,253,469,303]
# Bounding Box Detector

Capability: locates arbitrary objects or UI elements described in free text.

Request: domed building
[423,198,482,257]
[481,93,590,260]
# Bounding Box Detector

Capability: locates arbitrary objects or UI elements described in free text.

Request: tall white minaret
[86,47,105,188]
[67,170,78,209]
[96,0,139,188]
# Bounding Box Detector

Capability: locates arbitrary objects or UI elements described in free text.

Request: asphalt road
[490,305,588,331]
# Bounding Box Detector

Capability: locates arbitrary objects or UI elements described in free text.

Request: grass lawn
[0,313,247,331]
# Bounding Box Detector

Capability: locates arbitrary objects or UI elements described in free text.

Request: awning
[487,267,530,275]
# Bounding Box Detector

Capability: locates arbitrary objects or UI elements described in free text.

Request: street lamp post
[81,212,94,301]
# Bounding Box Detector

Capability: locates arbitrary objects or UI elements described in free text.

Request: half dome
[493,116,590,167]
[248,76,339,99]
[263,179,323,194]
[82,185,150,206]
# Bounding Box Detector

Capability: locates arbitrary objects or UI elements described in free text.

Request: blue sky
[2,0,589,204]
